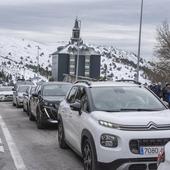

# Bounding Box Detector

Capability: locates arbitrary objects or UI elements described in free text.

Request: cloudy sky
[0,0,169,59]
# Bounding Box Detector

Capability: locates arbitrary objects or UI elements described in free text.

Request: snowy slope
[91,45,151,83]
[0,36,152,83]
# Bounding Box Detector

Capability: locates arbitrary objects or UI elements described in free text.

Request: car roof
[74,81,141,88]
[42,82,72,86]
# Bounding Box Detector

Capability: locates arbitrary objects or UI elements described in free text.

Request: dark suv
[29,82,72,129]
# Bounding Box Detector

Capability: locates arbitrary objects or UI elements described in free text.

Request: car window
[18,86,30,92]
[30,87,35,94]
[90,86,166,112]
[75,87,89,113]
[43,84,71,96]
[67,86,77,103]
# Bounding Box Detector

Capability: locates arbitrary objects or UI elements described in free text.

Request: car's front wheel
[58,119,67,149]
[36,108,45,129]
[16,100,19,108]
[82,139,98,170]
[28,108,35,121]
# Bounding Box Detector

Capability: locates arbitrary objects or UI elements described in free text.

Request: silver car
[13,85,32,108]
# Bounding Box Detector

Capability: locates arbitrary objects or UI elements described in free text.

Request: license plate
[140,146,164,156]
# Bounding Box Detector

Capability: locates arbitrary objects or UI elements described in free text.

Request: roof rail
[116,79,142,85]
[74,80,91,86]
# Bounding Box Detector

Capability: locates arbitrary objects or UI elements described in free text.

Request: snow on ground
[0,36,152,83]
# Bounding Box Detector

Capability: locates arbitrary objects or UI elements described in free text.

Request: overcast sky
[0,0,169,59]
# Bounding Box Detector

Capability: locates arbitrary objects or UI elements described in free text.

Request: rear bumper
[98,157,157,170]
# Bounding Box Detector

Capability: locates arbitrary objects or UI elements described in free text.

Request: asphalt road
[0,102,83,170]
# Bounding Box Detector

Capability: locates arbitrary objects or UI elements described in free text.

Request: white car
[58,80,170,170]
[0,86,13,101]
[157,142,170,170]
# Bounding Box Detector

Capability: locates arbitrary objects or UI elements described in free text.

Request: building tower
[71,18,83,44]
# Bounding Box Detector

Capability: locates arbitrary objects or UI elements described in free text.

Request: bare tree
[154,21,170,82]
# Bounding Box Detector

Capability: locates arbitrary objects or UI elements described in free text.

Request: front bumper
[17,98,24,106]
[0,95,13,101]
[90,121,170,170]
[40,106,59,124]
[98,157,157,170]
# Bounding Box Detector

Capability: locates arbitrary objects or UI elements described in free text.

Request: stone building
[52,19,101,81]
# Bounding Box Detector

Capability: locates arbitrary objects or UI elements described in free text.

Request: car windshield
[91,86,166,112]
[0,87,13,91]
[18,86,29,93]
[43,84,71,96]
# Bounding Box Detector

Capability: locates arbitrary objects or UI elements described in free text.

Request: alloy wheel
[83,141,92,170]
[58,122,63,144]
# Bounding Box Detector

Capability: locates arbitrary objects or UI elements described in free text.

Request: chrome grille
[129,138,170,154]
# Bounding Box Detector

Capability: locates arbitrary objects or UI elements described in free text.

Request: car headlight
[43,101,53,107]
[99,120,120,129]
[100,134,118,148]
[44,101,49,106]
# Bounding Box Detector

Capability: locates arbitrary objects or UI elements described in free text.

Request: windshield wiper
[120,108,163,112]
[102,109,121,112]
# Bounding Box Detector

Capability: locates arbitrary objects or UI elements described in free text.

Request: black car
[30,82,72,129]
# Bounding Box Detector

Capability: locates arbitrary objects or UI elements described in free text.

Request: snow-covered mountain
[0,36,152,83]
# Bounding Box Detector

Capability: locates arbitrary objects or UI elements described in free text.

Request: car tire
[82,138,99,170]
[29,109,35,121]
[58,119,68,149]
[13,102,16,106]
[16,100,19,108]
[36,108,45,129]
[26,104,29,115]
[23,105,26,112]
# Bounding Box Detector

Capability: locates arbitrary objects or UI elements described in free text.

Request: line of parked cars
[12,81,72,129]
[10,79,170,170]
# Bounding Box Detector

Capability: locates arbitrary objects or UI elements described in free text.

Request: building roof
[52,43,100,56]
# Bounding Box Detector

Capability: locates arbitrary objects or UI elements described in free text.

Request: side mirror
[32,93,38,97]
[70,102,81,113]
[163,101,169,108]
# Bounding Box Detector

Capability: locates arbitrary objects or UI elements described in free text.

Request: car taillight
[157,148,165,167]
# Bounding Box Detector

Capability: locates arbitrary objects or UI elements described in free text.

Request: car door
[32,86,41,117]
[68,87,89,151]
[24,88,29,110]
[30,88,36,115]
[62,86,78,145]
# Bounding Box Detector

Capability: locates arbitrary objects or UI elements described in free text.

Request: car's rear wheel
[58,119,67,149]
[82,139,98,170]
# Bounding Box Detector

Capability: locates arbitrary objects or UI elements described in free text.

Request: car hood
[43,96,65,102]
[0,91,13,95]
[91,109,170,126]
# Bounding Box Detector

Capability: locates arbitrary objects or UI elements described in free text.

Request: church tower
[71,18,83,44]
